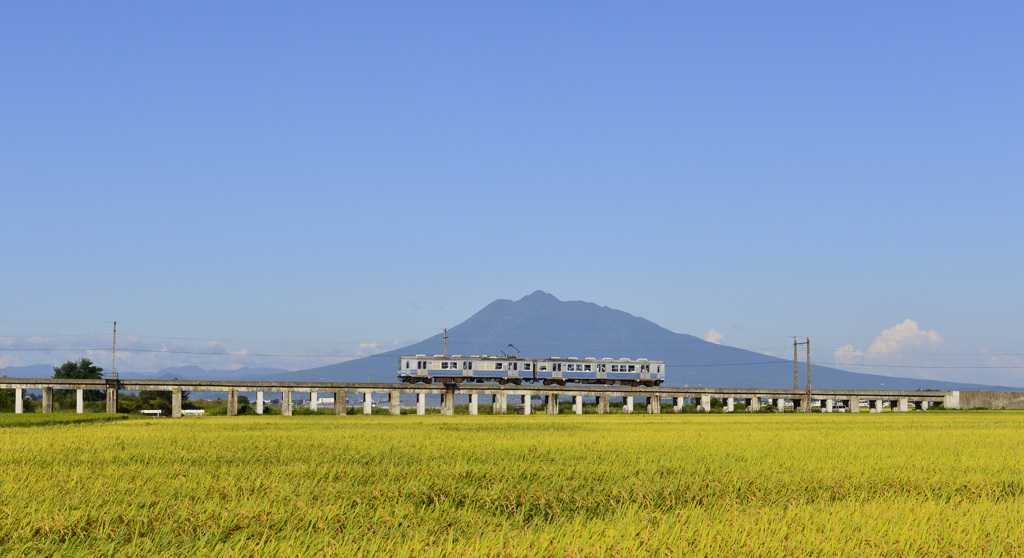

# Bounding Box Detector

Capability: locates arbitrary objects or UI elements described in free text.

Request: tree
[53,358,105,409]
[53,358,104,380]
[0,388,24,413]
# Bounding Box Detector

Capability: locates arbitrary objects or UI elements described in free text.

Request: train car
[398,354,665,386]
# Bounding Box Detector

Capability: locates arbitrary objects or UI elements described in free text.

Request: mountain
[285,291,1021,391]
[7,292,1018,391]
[2,364,56,378]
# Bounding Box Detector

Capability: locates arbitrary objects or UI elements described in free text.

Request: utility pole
[443,328,448,357]
[112,321,118,381]
[106,321,120,413]
[793,337,799,390]
[793,337,811,411]
[806,337,812,411]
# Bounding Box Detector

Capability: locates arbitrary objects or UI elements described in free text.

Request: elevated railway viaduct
[0,378,960,417]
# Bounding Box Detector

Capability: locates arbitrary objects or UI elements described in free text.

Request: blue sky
[2,2,1023,384]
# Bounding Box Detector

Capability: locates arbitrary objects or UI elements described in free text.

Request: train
[398,354,665,386]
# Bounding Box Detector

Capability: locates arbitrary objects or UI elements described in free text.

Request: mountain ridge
[5,291,1021,391]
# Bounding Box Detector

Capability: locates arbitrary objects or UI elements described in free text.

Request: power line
[0,347,400,359]
[819,361,1024,370]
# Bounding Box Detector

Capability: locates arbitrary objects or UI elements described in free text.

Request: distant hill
[283,291,1021,391]
[2,364,56,378]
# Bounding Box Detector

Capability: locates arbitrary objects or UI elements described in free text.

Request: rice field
[1,411,1023,556]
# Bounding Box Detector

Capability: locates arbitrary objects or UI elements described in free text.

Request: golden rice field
[2,411,1023,557]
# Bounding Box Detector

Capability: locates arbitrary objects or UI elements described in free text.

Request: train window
[628,365,636,372]
[511,362,518,371]
[584,364,591,371]
[495,363,503,370]
[539,365,547,371]
[524,363,531,371]
[611,365,618,372]
[405,361,410,369]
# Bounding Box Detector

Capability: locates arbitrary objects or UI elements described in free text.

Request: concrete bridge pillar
[76,389,84,414]
[417,393,426,415]
[825,399,834,413]
[944,391,960,409]
[522,394,532,415]
[492,393,506,415]
[309,391,318,412]
[256,391,264,414]
[597,394,609,414]
[672,397,683,412]
[848,397,859,413]
[724,397,734,413]
[15,388,23,414]
[648,395,661,414]
[282,390,293,416]
[334,391,347,415]
[699,394,711,413]
[363,393,373,415]
[624,396,633,414]
[749,397,761,412]
[227,388,238,416]
[469,394,479,416]
[799,396,810,413]
[390,390,402,415]
[105,380,119,414]
[441,391,455,416]
[870,399,882,413]
[573,395,583,414]
[545,394,559,415]
[921,401,929,411]
[898,398,908,413]
[171,388,182,418]
[41,387,51,413]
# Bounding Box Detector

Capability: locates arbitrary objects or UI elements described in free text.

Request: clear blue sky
[3,2,1023,384]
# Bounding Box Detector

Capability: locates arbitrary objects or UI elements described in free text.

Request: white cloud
[866,319,942,355]
[834,319,942,365]
[833,343,862,365]
[832,319,947,381]
[703,329,724,345]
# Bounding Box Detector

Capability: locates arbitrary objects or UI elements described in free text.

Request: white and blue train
[399,355,665,386]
